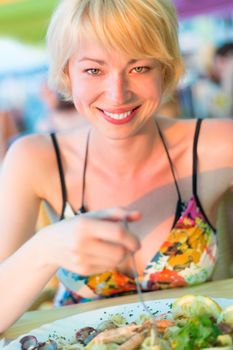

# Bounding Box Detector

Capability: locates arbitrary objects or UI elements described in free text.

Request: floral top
[54,195,217,305]
[49,119,218,306]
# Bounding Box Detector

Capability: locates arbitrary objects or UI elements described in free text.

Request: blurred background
[0,0,233,160]
[0,0,233,311]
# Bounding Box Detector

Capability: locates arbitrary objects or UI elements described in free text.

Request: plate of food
[4,296,233,350]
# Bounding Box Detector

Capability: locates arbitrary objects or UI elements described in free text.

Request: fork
[123,219,159,341]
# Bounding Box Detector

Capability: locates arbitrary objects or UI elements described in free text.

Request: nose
[106,72,132,104]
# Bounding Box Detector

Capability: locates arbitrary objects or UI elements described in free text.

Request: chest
[46,131,227,238]
[50,154,225,231]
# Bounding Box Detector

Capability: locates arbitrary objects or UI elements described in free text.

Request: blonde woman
[0,0,233,332]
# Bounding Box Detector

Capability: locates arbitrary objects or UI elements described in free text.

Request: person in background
[0,0,233,332]
[191,42,233,118]
[211,43,233,82]
[211,42,233,117]
[193,42,233,119]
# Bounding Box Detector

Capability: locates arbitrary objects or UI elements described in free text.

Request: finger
[78,217,140,252]
[64,254,121,276]
[83,238,127,263]
[74,264,116,276]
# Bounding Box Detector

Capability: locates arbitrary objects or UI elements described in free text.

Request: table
[2,278,233,340]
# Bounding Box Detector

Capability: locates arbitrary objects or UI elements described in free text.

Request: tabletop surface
[2,278,233,340]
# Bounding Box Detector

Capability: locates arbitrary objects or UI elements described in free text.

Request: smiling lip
[98,106,141,125]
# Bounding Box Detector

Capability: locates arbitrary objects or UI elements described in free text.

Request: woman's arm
[0,137,141,332]
[0,137,58,331]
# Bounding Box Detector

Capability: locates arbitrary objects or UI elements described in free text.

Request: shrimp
[90,323,140,344]
[117,331,146,350]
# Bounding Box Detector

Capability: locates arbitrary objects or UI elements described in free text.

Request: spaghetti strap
[192,119,203,197]
[156,121,182,202]
[50,130,91,218]
[78,129,91,213]
[50,132,67,219]
[192,118,215,231]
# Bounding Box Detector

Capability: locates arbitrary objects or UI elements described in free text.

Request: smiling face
[68,31,162,139]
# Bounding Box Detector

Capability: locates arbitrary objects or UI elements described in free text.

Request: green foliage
[0,0,59,44]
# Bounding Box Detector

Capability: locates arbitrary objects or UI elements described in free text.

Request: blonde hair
[47,0,184,100]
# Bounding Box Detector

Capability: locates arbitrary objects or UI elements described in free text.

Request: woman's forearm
[0,208,141,333]
[0,229,58,333]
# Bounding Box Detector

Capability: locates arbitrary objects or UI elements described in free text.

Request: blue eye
[86,68,100,75]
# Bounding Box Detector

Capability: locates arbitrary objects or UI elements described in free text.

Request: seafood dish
[19,295,233,350]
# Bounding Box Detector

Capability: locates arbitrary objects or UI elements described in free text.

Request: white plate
[4,298,233,350]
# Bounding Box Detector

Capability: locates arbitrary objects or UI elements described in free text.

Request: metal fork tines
[123,219,159,341]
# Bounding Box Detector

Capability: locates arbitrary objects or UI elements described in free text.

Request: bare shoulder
[155,116,197,145]
[2,126,88,189]
[3,125,88,169]
[200,117,233,138]
[2,133,53,172]
[156,117,233,180]
[199,118,233,165]
[156,116,233,155]
[0,133,54,196]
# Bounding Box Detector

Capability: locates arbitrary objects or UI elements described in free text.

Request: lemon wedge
[172,294,222,320]
[217,305,233,326]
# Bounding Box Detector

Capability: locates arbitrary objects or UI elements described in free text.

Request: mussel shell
[20,336,39,350]
[75,327,97,345]
[82,331,99,346]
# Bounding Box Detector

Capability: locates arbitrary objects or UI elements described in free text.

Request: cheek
[70,69,101,95]
[140,76,162,101]
[70,78,86,101]
[70,79,94,112]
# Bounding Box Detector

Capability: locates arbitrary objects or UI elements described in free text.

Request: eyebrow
[78,57,142,65]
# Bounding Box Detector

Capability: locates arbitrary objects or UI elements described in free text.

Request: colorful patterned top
[49,119,217,306]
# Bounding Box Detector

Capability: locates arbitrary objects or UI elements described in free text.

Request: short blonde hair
[47,0,184,100]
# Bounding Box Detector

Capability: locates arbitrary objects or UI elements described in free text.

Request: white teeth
[103,110,132,120]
